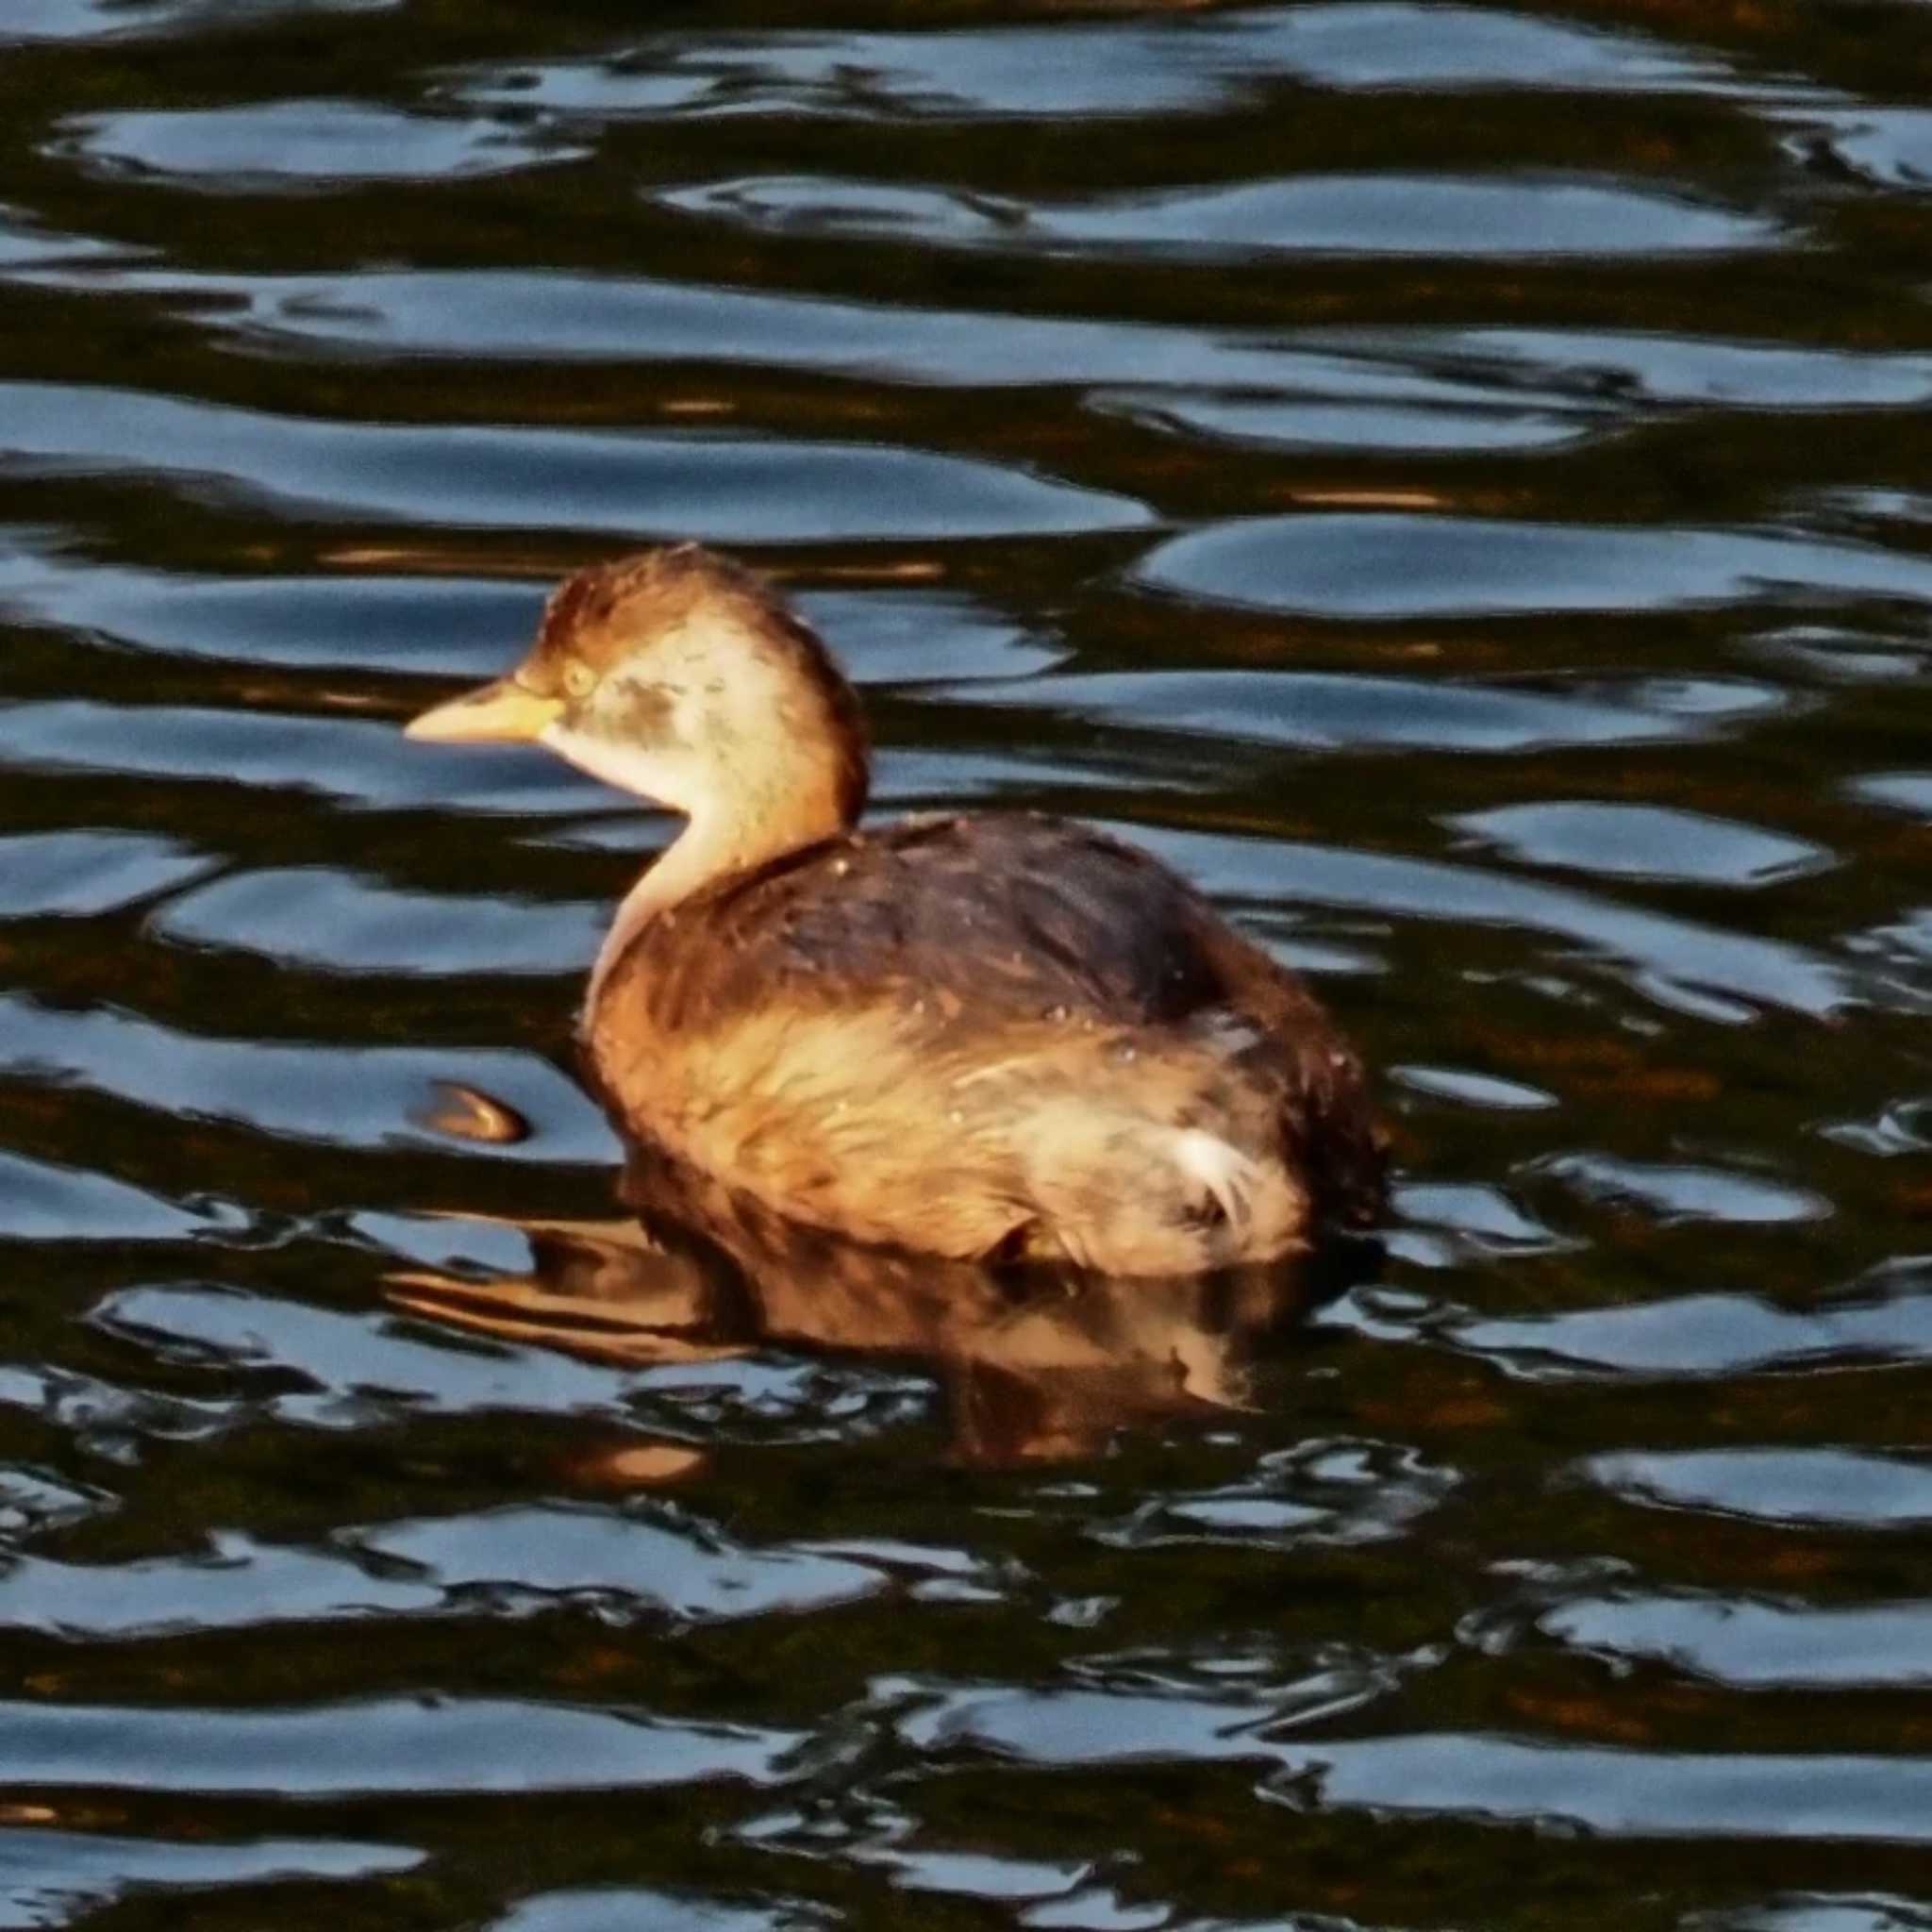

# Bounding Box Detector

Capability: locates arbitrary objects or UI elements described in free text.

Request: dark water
[3,0,1932,1925]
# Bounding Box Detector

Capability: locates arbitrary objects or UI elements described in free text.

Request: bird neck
[586,773,853,1008]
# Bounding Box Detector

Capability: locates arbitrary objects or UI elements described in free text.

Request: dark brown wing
[1180,906,1389,1231]
[604,812,1387,1227]
[631,815,1219,1026]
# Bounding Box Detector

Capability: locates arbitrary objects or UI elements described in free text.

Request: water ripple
[453,6,1761,125]
[1451,803,1834,888]
[0,1828,421,1930]
[1586,1447,1932,1528]
[0,207,136,269]
[1542,1592,1932,1690]
[1124,825,1857,1021]
[0,1507,887,1635]
[0,699,621,812]
[1371,327,1932,409]
[664,174,1782,262]
[1785,107,1932,192]
[1853,773,1932,822]
[57,102,583,190]
[1138,514,1932,620]
[358,1504,884,1622]
[935,668,1775,756]
[1533,1152,1830,1225]
[1,0,393,42]
[152,868,605,977]
[0,1696,800,1794]
[1452,1282,1931,1379]
[0,830,213,917]
[0,1149,234,1244]
[905,1688,1932,1841]
[0,1529,439,1637]
[491,1890,810,1932]
[0,993,617,1161]
[1694,1900,1932,1932]
[0,382,1149,541]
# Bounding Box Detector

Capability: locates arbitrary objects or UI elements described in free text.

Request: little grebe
[407,544,1385,1274]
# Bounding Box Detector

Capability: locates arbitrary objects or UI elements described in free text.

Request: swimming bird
[407,543,1384,1274]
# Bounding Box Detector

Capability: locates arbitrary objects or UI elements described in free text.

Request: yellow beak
[405,677,564,744]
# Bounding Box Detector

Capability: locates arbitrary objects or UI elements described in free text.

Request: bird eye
[564,662,596,699]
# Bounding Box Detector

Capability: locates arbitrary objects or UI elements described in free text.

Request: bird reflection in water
[387,1151,1377,1467]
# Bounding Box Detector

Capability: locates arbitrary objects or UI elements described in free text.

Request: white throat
[540,696,854,1014]
[541,722,697,815]
[584,810,745,1008]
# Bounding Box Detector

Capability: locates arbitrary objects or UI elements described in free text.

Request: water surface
[2,1,1931,1928]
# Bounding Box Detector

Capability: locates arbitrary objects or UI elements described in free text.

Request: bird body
[408,545,1383,1274]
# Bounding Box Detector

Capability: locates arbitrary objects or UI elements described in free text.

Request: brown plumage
[516,546,870,827]
[408,543,1386,1274]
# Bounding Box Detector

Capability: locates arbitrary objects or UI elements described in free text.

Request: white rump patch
[1171,1127,1263,1230]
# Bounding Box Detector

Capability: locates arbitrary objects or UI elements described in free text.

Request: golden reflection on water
[388,1156,1368,1466]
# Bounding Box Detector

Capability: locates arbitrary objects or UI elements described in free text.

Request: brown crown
[526,543,870,824]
